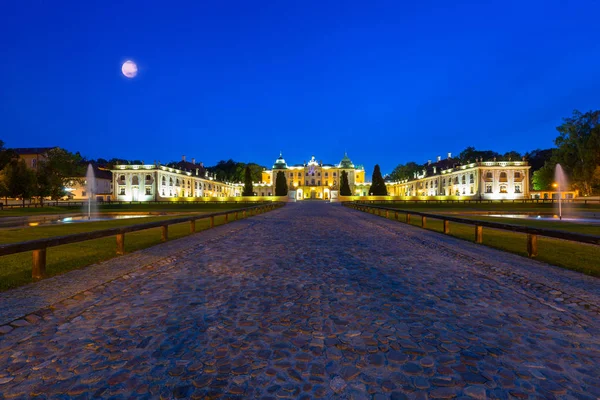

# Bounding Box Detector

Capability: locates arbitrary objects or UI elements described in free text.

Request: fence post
[225,213,229,222]
[243,210,247,218]
[210,216,215,228]
[116,233,125,255]
[161,226,168,242]
[235,211,239,220]
[443,220,450,234]
[527,234,538,257]
[394,211,398,220]
[386,210,389,218]
[190,220,196,233]
[32,248,47,280]
[406,213,411,224]
[421,216,427,228]
[475,225,483,243]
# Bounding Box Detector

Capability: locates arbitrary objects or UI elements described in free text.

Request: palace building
[386,153,531,200]
[111,157,238,202]
[252,153,366,200]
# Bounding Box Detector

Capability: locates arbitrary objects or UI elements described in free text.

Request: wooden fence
[0,203,284,280]
[344,203,600,257]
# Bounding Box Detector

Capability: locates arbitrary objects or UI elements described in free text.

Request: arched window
[486,172,493,179]
[176,179,180,186]
[515,172,521,179]
[461,176,466,184]
[162,176,166,185]
[132,176,139,185]
[470,174,474,183]
[499,172,508,182]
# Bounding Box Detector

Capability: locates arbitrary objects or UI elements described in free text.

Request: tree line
[0,143,85,205]
[386,110,600,196]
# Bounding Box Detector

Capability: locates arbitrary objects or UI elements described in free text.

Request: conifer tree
[242,166,254,196]
[275,171,288,196]
[369,164,388,195]
[340,170,352,196]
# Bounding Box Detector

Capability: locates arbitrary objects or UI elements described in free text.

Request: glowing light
[121,60,138,78]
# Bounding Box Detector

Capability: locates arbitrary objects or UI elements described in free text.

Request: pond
[0,214,156,229]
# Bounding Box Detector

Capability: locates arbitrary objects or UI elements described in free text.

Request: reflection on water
[28,215,149,227]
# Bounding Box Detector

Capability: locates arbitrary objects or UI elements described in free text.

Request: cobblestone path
[1,202,599,399]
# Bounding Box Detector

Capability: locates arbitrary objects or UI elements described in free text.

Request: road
[0,202,598,399]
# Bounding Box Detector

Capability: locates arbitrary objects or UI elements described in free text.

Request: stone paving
[0,202,599,399]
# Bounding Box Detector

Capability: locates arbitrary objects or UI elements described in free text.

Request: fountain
[554,163,569,220]
[85,164,97,220]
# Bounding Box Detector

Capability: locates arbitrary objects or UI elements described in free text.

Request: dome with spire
[338,152,354,169]
[272,152,288,170]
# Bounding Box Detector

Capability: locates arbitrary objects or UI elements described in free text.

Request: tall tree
[275,171,288,196]
[390,162,421,181]
[340,171,352,196]
[552,110,600,195]
[242,166,254,196]
[532,164,554,191]
[369,164,388,195]
[3,159,36,206]
[458,147,499,163]
[0,140,17,171]
[36,148,85,202]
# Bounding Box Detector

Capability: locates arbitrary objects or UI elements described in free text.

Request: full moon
[121,60,138,78]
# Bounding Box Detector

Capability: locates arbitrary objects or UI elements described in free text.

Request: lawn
[0,204,265,291]
[354,204,600,277]
[363,200,600,214]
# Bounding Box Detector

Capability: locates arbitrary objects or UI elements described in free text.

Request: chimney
[437,155,441,162]
[433,166,437,174]
[428,160,431,165]
[196,168,199,176]
[182,155,186,162]
[447,152,452,159]
[192,158,196,165]
[200,162,204,167]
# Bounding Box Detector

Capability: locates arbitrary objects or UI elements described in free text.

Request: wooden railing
[344,202,600,257]
[0,203,284,280]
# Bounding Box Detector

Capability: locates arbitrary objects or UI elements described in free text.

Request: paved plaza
[0,202,599,399]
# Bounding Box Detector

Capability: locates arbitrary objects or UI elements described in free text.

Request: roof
[93,167,113,180]
[12,147,57,155]
[272,153,288,170]
[338,152,354,169]
[170,161,206,176]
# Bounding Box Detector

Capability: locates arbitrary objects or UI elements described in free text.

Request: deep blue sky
[1,0,599,175]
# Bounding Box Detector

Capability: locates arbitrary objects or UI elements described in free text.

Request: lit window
[515,185,521,193]
[500,172,508,182]
[500,185,508,193]
[462,176,466,184]
[82,190,86,197]
[485,185,492,193]
[145,187,151,195]
[119,187,126,195]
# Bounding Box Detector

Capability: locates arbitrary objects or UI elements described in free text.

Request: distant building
[386,153,531,200]
[251,153,366,200]
[111,156,237,202]
[12,147,57,170]
[65,166,113,201]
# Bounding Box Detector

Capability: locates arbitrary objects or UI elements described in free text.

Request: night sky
[1,0,599,176]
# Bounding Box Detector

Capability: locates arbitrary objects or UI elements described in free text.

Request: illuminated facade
[251,153,366,200]
[386,155,531,200]
[111,161,238,202]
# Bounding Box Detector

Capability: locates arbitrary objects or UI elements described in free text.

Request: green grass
[365,208,600,277]
[0,206,263,291]
[0,202,261,217]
